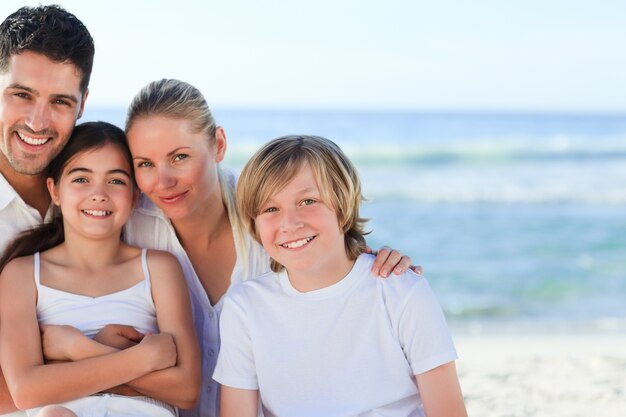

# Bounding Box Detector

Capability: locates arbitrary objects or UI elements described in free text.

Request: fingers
[371,246,423,277]
[410,264,424,275]
[103,324,145,341]
[372,246,401,277]
[119,326,145,342]
[94,324,145,349]
[391,255,414,276]
[391,258,423,276]
[370,245,388,276]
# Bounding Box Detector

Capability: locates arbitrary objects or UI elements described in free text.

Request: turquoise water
[364,202,626,333]
[84,107,626,333]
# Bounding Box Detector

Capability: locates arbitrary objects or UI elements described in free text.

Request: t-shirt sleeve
[212,293,259,390]
[396,277,458,375]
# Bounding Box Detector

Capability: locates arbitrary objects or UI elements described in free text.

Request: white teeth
[281,237,314,249]
[83,209,111,217]
[17,132,49,145]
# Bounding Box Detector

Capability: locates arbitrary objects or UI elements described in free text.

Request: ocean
[83,107,626,335]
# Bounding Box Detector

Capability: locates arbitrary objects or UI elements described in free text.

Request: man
[0,5,94,415]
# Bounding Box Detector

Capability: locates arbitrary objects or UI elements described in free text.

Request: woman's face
[126,115,226,221]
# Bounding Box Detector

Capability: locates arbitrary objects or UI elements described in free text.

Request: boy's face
[0,51,87,176]
[254,162,351,286]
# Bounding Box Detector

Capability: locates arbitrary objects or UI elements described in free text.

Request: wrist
[70,337,119,361]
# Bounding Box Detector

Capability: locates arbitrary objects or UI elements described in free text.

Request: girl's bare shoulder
[144,249,181,274]
[2,253,35,275]
[0,254,36,294]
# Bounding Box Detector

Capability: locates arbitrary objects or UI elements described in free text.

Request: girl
[214,135,467,417]
[0,122,200,417]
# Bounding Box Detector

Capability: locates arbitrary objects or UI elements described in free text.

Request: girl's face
[47,143,135,240]
[126,116,226,221]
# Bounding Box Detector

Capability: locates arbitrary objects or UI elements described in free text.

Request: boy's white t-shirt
[213,253,457,417]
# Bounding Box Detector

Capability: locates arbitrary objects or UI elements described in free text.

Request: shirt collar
[0,172,56,222]
[0,172,20,211]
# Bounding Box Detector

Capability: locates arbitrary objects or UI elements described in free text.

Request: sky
[1,0,625,113]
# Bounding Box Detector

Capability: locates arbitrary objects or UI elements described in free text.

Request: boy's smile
[278,235,317,249]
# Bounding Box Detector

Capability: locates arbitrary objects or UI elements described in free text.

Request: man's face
[0,51,87,176]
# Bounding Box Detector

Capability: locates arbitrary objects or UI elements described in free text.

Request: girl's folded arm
[38,252,201,409]
[0,368,18,413]
[123,250,201,409]
[0,258,175,410]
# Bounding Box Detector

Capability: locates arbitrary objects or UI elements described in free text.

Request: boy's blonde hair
[237,135,368,272]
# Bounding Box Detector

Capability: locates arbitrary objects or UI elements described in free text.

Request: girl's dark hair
[0,122,132,271]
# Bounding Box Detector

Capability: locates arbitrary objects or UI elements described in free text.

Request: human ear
[77,88,89,120]
[214,127,227,163]
[46,178,61,206]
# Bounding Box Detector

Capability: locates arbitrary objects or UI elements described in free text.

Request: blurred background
[3,0,625,334]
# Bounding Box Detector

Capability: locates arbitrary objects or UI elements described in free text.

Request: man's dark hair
[0,5,94,93]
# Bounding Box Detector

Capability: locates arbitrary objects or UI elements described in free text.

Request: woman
[123,80,270,417]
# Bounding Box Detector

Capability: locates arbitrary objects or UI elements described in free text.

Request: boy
[214,135,467,417]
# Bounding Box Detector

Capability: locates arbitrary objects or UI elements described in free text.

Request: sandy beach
[455,332,626,417]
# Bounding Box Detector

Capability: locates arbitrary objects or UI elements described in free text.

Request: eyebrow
[263,186,318,205]
[52,93,79,104]
[132,146,193,161]
[7,83,79,104]
[67,167,132,178]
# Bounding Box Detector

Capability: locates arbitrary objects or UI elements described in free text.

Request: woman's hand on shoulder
[367,246,423,278]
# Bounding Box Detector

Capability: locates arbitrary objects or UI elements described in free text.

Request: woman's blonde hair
[125,79,252,275]
[125,78,216,139]
[237,135,368,272]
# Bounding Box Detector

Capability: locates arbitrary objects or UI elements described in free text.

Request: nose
[90,183,109,202]
[280,207,304,231]
[156,166,177,189]
[25,101,52,133]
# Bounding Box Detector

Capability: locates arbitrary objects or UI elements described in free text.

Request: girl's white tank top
[34,248,159,338]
